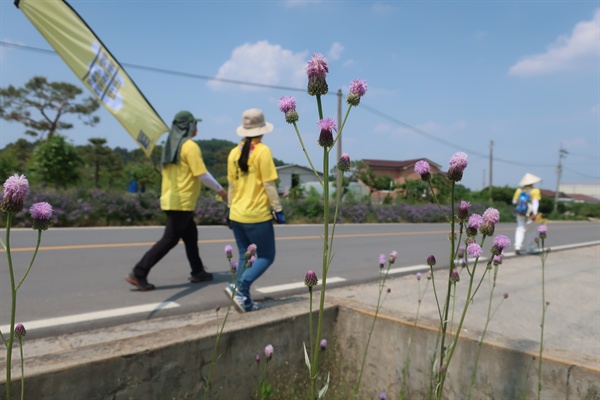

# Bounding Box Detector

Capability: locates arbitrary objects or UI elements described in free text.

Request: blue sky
[0,0,598,192]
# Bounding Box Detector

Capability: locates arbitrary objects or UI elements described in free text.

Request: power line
[0,41,582,171]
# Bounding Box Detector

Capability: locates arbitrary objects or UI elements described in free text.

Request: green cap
[173,110,202,124]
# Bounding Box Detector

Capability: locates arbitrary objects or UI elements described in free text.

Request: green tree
[78,138,125,189]
[0,139,35,178]
[31,134,82,189]
[0,76,100,139]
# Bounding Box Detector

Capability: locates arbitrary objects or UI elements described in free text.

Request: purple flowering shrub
[195,194,228,225]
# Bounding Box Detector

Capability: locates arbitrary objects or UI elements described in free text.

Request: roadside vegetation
[1,76,596,228]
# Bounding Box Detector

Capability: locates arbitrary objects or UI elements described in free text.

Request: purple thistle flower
[467,243,483,258]
[467,214,483,236]
[306,53,329,78]
[256,354,261,364]
[427,271,432,280]
[414,160,430,175]
[347,78,368,106]
[427,255,436,267]
[215,304,221,312]
[247,255,256,267]
[1,174,29,213]
[538,224,548,239]
[230,260,238,272]
[386,287,391,293]
[379,391,387,400]
[482,208,500,224]
[337,153,351,172]
[388,250,398,264]
[450,269,460,282]
[264,344,274,361]
[14,323,26,339]
[493,254,503,266]
[244,243,257,259]
[416,272,422,281]
[278,96,299,124]
[320,338,328,350]
[306,53,329,96]
[278,96,296,113]
[379,253,387,268]
[491,234,511,256]
[305,270,318,288]
[30,201,53,231]
[439,364,447,373]
[224,244,233,259]
[317,118,337,148]
[458,200,470,220]
[447,152,468,182]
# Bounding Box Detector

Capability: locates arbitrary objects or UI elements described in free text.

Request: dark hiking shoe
[189,270,214,283]
[125,273,155,291]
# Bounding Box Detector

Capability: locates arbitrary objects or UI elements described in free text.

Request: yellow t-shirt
[227,140,278,223]
[160,139,208,211]
[512,187,542,203]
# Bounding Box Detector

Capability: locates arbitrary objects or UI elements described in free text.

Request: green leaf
[303,342,311,374]
[317,372,330,399]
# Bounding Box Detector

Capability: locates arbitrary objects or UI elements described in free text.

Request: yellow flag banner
[15,0,168,157]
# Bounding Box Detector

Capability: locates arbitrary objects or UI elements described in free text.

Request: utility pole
[553,144,568,214]
[489,140,494,203]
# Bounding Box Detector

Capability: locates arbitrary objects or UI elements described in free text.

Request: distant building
[361,158,444,202]
[276,164,323,195]
[362,158,443,185]
[559,182,600,200]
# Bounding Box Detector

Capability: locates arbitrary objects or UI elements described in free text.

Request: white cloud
[208,41,308,91]
[509,9,600,77]
[328,42,344,61]
[452,120,467,130]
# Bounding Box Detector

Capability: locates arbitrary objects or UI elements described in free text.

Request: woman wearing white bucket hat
[224,108,285,312]
[512,172,543,255]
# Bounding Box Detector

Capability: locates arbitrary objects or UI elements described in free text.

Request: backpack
[515,189,531,215]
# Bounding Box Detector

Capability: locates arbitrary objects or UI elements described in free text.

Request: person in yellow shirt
[512,173,542,255]
[126,111,226,291]
[225,108,285,312]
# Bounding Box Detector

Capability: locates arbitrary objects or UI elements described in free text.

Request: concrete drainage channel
[0,299,598,400]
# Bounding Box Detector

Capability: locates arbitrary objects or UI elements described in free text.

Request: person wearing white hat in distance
[512,172,542,255]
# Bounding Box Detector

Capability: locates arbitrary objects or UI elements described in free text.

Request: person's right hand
[272,210,286,224]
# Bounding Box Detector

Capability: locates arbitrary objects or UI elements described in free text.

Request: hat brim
[519,173,542,186]
[236,122,273,138]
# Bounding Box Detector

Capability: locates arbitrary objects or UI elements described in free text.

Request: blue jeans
[231,220,276,302]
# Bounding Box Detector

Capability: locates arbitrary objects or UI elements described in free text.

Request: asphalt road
[1,221,598,339]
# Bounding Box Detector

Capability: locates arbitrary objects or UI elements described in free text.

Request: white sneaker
[224,285,247,313]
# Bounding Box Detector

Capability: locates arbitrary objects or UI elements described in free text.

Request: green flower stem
[309,288,314,363]
[436,183,456,395]
[310,148,330,400]
[5,213,16,400]
[467,262,503,400]
[355,264,391,396]
[292,122,323,186]
[429,265,444,324]
[203,263,250,399]
[331,105,353,150]
[19,337,24,400]
[537,238,547,400]
[17,230,42,291]
[437,253,484,398]
[316,94,324,120]
[427,181,451,224]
